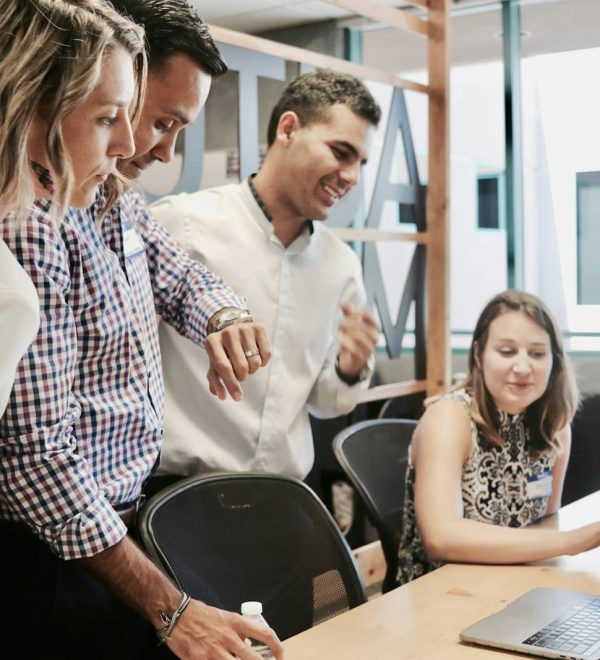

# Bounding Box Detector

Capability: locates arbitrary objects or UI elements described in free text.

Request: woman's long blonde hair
[0,0,146,221]
[464,290,579,452]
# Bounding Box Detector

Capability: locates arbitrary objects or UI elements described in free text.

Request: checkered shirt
[0,189,245,559]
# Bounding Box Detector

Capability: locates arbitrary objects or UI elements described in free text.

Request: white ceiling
[189,0,600,70]
[364,0,600,73]
[189,0,405,34]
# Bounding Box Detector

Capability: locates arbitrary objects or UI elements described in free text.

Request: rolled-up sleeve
[126,191,246,347]
[0,211,126,559]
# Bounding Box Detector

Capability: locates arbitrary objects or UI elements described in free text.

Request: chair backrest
[378,394,424,420]
[333,418,417,593]
[563,393,600,505]
[137,472,367,640]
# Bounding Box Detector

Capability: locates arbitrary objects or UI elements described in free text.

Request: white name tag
[123,226,145,259]
[526,472,553,500]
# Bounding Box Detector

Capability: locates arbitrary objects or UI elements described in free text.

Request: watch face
[219,310,240,323]
[215,309,252,332]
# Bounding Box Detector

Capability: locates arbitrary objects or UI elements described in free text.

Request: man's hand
[205,321,271,401]
[78,537,283,660]
[167,600,284,659]
[336,303,379,379]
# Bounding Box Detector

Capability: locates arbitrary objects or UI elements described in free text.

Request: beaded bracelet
[156,592,191,644]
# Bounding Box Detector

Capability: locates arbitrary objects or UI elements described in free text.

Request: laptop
[459,587,600,659]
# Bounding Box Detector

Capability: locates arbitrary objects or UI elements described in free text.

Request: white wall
[399,62,508,341]
[397,49,600,348]
[140,48,600,351]
[522,48,600,346]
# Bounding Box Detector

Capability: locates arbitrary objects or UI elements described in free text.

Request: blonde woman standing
[0,0,143,416]
[0,1,282,658]
[0,1,147,657]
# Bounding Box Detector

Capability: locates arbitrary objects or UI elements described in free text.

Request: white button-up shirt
[152,180,371,479]
[0,239,39,416]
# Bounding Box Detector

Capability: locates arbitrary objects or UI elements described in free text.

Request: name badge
[526,471,553,500]
[123,223,145,259]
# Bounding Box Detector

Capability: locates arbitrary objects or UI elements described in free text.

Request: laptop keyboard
[523,596,600,658]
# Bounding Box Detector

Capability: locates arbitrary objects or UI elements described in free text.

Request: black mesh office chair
[137,472,367,640]
[563,393,600,505]
[333,418,417,593]
[377,394,424,420]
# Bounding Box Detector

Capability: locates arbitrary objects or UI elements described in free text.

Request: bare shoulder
[555,424,572,455]
[419,397,472,433]
[413,397,473,465]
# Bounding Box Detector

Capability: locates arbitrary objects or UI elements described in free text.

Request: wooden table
[284,491,600,659]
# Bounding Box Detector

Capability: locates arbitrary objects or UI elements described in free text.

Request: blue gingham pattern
[0,189,245,559]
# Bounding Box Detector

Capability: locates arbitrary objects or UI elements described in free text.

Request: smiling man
[150,71,382,486]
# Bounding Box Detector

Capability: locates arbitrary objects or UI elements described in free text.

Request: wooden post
[426,0,450,396]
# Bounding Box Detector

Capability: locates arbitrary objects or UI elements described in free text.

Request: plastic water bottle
[241,601,275,659]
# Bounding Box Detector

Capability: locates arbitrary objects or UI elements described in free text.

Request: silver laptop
[459,587,600,659]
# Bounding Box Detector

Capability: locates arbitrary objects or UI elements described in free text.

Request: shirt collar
[497,408,525,428]
[247,174,314,236]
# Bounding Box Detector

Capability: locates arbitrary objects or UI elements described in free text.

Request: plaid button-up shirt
[0,189,245,560]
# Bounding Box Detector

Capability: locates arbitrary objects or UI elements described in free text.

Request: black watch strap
[335,355,373,386]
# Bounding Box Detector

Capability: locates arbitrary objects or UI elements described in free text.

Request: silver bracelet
[210,308,254,334]
[156,592,191,644]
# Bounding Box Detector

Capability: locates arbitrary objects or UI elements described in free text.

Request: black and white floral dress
[396,388,557,585]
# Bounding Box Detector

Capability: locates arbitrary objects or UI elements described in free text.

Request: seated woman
[397,290,600,585]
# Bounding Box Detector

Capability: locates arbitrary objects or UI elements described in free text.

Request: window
[577,171,600,304]
[477,174,504,230]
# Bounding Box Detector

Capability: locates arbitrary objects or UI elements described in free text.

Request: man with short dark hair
[152,71,381,483]
[112,0,227,180]
[0,1,282,658]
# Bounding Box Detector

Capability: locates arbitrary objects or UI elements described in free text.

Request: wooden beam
[208,24,429,95]
[406,0,430,9]
[332,228,429,244]
[425,0,450,397]
[325,0,429,37]
[353,541,386,592]
[355,380,427,404]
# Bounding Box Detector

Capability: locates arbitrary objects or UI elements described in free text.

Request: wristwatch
[335,355,374,386]
[209,308,254,334]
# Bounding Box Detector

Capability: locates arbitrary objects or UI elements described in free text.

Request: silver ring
[244,349,260,358]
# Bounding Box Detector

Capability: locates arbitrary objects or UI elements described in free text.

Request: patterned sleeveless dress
[396,388,557,585]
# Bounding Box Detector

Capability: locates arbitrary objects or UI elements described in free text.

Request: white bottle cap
[241,601,263,616]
